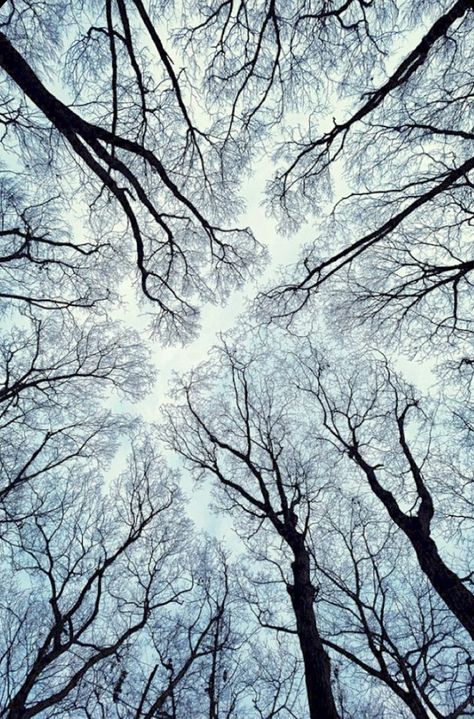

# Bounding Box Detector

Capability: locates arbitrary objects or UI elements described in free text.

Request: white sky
[117,158,311,416]
[105,157,311,540]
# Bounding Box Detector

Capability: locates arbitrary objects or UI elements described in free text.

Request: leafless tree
[162,336,474,717]
[0,434,177,717]
[257,1,474,347]
[0,313,153,524]
[0,178,107,313]
[312,494,473,719]
[1,2,472,716]
[294,343,474,639]
[178,0,398,144]
[0,433,242,719]
[162,342,341,719]
[0,0,266,340]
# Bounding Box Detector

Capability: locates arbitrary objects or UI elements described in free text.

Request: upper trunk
[406,524,474,639]
[360,458,474,639]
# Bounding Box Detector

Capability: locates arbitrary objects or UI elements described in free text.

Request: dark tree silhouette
[0,1,472,717]
[312,495,473,719]
[162,343,341,719]
[0,434,239,719]
[0,179,106,312]
[295,343,474,639]
[0,0,264,340]
[178,0,398,141]
[162,335,474,718]
[258,1,474,346]
[0,313,153,525]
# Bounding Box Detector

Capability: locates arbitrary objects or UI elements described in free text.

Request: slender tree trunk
[287,541,340,719]
[208,621,220,719]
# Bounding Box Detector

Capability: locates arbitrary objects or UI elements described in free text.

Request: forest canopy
[0,1,473,718]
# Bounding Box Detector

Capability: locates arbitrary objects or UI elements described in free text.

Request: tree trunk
[287,542,340,719]
[361,460,474,639]
[407,526,474,640]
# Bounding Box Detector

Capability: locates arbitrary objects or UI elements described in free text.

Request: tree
[162,342,341,719]
[312,494,473,719]
[0,178,105,313]
[178,0,398,144]
[162,335,474,718]
[0,433,240,719]
[0,0,265,340]
[1,1,472,716]
[0,313,153,526]
[294,343,474,639]
[255,0,474,347]
[0,5,261,706]
[0,434,176,717]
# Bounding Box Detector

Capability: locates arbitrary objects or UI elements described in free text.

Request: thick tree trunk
[360,459,474,639]
[0,33,77,132]
[404,695,432,719]
[287,542,340,719]
[406,526,474,640]
[7,706,24,719]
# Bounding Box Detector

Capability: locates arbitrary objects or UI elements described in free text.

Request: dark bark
[285,0,474,178]
[322,639,431,719]
[181,377,342,718]
[359,457,474,640]
[407,526,474,641]
[287,539,340,719]
[0,31,245,329]
[207,622,220,719]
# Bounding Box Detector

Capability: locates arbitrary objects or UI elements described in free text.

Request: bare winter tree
[255,1,474,347]
[311,493,473,719]
[243,488,473,719]
[1,1,472,717]
[294,343,474,640]
[0,434,177,717]
[0,0,266,340]
[0,313,153,525]
[162,342,342,719]
[162,336,474,718]
[178,0,398,144]
[0,433,241,719]
[0,178,107,313]
[2,0,471,345]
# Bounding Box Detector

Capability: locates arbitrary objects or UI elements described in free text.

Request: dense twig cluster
[0,0,472,717]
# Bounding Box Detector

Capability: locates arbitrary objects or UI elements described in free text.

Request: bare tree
[0,178,107,313]
[0,0,265,340]
[243,487,474,719]
[312,494,473,719]
[162,342,347,719]
[1,3,472,717]
[0,313,153,524]
[258,1,474,346]
[0,433,241,719]
[0,434,176,717]
[294,344,474,639]
[162,336,474,717]
[178,0,398,144]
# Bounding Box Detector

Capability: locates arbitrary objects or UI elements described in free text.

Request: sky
[99,13,440,541]
[0,5,470,717]
[105,158,437,543]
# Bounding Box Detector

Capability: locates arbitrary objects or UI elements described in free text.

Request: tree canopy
[0,1,472,718]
